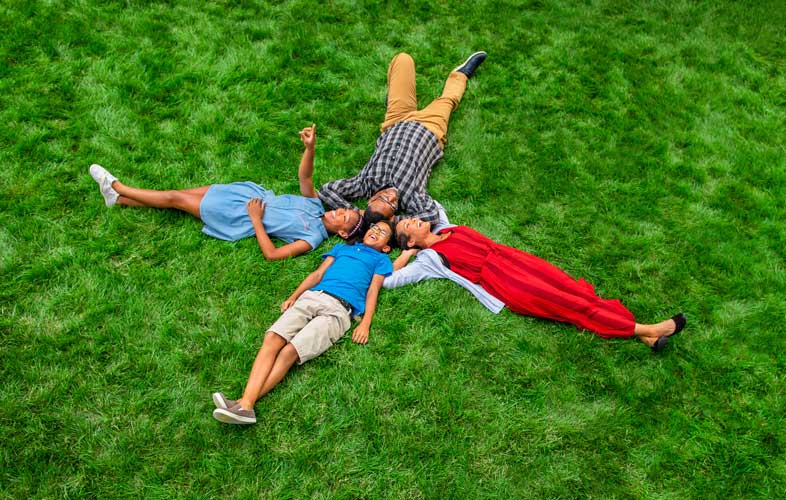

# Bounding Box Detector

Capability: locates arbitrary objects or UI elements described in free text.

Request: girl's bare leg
[112,181,209,219]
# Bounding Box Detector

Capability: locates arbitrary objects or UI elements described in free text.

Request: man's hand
[246,198,265,220]
[281,298,295,312]
[300,123,316,150]
[352,323,370,344]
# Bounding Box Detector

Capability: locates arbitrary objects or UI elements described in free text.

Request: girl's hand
[300,123,316,150]
[281,298,295,312]
[246,198,265,220]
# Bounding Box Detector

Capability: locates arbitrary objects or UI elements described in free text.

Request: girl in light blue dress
[89,125,362,260]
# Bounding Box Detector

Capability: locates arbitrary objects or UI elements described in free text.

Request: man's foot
[213,405,257,425]
[212,392,237,410]
[89,164,119,207]
[453,51,487,78]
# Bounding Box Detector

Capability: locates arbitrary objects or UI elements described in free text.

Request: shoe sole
[453,51,487,73]
[212,392,228,409]
[212,408,256,425]
[89,164,119,207]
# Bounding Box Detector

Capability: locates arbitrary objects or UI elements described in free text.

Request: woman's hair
[397,231,411,250]
[397,224,426,250]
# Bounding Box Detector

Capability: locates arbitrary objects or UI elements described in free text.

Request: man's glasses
[370,192,398,212]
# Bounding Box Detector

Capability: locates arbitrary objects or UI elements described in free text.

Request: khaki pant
[267,290,352,364]
[380,53,468,149]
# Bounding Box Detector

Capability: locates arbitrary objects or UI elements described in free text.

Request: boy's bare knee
[281,344,301,364]
[262,331,286,350]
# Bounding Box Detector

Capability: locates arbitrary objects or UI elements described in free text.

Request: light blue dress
[199,181,328,251]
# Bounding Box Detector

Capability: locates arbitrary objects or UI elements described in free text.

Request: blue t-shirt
[311,243,393,315]
[199,181,328,250]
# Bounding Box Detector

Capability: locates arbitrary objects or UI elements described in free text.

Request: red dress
[429,226,636,338]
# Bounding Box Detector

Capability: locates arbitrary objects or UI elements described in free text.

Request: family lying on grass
[89,51,687,425]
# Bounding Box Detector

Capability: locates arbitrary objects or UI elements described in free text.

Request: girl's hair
[342,209,364,240]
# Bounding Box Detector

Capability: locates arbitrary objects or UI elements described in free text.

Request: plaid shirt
[318,121,444,224]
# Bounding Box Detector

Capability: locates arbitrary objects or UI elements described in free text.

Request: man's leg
[380,52,418,133]
[411,71,467,148]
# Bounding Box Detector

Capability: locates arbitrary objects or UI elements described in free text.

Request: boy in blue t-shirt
[212,220,395,425]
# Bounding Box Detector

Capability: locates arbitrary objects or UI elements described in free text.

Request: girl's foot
[89,164,119,207]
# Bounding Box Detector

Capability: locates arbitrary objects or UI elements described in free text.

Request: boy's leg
[252,294,350,397]
[256,344,301,397]
[380,53,418,133]
[236,331,288,410]
[410,71,467,148]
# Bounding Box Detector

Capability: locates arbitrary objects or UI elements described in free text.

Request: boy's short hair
[348,209,387,245]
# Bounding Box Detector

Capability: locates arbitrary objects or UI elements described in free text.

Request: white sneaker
[89,164,119,207]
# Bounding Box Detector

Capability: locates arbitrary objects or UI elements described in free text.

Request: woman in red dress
[394,218,686,351]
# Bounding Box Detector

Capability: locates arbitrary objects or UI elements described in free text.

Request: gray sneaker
[89,163,119,207]
[212,392,238,410]
[213,405,257,425]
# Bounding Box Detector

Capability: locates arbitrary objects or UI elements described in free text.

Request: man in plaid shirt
[318,51,487,226]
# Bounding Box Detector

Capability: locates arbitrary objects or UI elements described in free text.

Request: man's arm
[247,199,312,260]
[351,274,385,344]
[401,191,440,225]
[298,124,318,198]
[280,256,335,311]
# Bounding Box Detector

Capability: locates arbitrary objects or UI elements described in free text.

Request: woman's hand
[300,123,316,150]
[246,198,265,220]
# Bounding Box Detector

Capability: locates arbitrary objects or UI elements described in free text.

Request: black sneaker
[453,51,487,78]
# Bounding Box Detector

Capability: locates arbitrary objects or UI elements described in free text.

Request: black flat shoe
[651,313,687,353]
[651,336,669,353]
[671,313,687,336]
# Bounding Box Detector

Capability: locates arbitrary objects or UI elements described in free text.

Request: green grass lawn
[2,0,785,498]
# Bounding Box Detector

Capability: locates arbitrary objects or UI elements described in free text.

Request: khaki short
[268,290,352,364]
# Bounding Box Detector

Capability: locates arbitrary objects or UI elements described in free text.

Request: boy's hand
[352,323,369,344]
[246,198,265,220]
[281,298,295,312]
[300,123,316,150]
[402,249,420,259]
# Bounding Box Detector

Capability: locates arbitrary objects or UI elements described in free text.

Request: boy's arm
[298,124,318,198]
[392,249,419,271]
[247,199,312,260]
[281,256,335,311]
[351,274,386,344]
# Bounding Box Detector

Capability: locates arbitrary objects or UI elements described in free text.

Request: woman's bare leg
[112,181,209,219]
[634,316,684,347]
